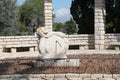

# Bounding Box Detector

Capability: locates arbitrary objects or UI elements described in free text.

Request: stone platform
[0,74,119,80]
[0,50,120,59]
[33,59,80,67]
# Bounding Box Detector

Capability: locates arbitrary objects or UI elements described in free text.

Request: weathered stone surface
[44,0,52,32]
[103,74,113,78]
[101,78,116,80]
[37,27,68,59]
[33,59,80,67]
[91,74,103,78]
[0,74,119,80]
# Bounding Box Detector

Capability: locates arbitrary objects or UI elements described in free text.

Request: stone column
[44,0,53,32]
[94,0,106,50]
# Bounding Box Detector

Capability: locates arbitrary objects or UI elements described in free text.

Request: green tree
[53,19,76,34]
[19,0,44,34]
[64,19,77,34]
[0,0,19,36]
[70,0,94,34]
[53,22,64,32]
[105,0,120,33]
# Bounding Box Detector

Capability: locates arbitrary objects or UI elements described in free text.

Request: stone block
[57,59,80,67]
[95,8,103,11]
[55,74,65,78]
[100,36,105,40]
[102,78,115,80]
[29,47,34,52]
[35,47,38,51]
[91,74,103,78]
[65,74,79,78]
[99,45,105,50]
[45,23,52,26]
[117,78,120,80]
[44,10,52,14]
[0,47,3,52]
[45,19,52,23]
[95,45,100,49]
[113,74,120,79]
[45,17,52,20]
[95,16,103,19]
[95,23,104,27]
[44,6,52,10]
[13,42,21,44]
[55,78,67,80]
[28,78,42,80]
[70,78,83,80]
[11,48,16,53]
[84,78,91,80]
[31,38,38,40]
[33,59,80,67]
[22,41,29,44]
[95,11,103,15]
[6,42,14,45]
[0,42,6,45]
[79,46,85,50]
[85,46,89,49]
[100,41,105,45]
[29,41,37,44]
[103,74,113,78]
[45,74,55,79]
[80,74,91,78]
[95,36,100,40]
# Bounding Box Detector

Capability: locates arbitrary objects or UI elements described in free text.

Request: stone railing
[66,34,94,50]
[0,34,120,53]
[105,34,120,49]
[0,36,38,53]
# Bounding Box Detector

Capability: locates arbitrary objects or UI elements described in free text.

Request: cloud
[54,8,71,23]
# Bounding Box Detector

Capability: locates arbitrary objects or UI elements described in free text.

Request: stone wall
[67,34,94,50]
[105,34,120,49]
[0,74,119,80]
[0,36,38,53]
[0,34,119,53]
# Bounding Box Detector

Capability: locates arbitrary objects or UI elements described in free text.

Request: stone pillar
[94,0,106,50]
[44,0,53,32]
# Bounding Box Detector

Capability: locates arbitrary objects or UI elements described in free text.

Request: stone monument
[37,27,68,59]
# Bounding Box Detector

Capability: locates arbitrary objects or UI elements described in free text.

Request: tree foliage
[70,0,94,34]
[105,0,120,33]
[53,19,76,34]
[64,19,77,34]
[0,0,19,36]
[19,0,44,34]
[53,22,64,32]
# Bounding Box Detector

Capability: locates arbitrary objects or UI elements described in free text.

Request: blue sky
[52,0,71,11]
[18,0,72,23]
[17,0,25,5]
[52,0,72,23]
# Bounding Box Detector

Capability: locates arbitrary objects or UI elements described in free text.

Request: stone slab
[33,59,80,67]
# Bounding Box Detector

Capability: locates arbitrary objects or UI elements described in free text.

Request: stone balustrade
[0,36,38,53]
[0,34,119,53]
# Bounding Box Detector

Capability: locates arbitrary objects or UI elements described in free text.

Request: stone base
[40,54,67,59]
[33,59,80,67]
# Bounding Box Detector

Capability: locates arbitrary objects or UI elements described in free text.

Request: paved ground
[0,54,120,75]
